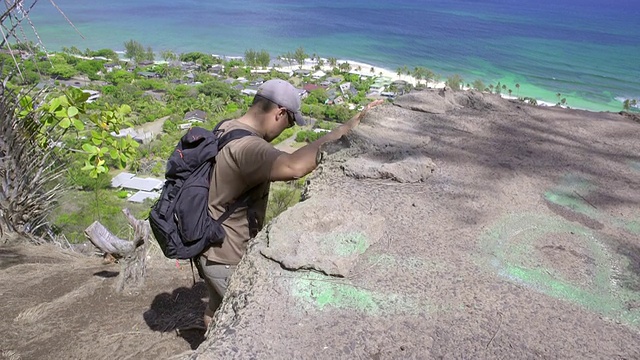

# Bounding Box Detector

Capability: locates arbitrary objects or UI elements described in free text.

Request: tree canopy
[124,39,154,63]
[244,49,271,68]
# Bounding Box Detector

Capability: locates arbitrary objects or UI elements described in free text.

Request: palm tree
[194,93,210,113]
[156,63,170,78]
[623,99,631,111]
[472,80,485,91]
[515,83,520,97]
[339,62,351,72]
[210,98,225,114]
[414,73,423,87]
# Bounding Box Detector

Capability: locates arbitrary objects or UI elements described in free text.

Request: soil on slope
[0,243,208,360]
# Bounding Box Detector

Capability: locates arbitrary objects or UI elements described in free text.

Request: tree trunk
[84,208,151,293]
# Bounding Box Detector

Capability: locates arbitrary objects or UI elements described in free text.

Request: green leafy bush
[49,189,151,243]
[295,130,322,143]
[265,182,301,224]
[162,119,177,132]
[67,168,112,191]
[271,126,298,145]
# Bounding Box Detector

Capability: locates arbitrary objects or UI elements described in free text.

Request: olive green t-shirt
[203,120,284,265]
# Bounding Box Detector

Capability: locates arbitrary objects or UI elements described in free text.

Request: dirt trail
[0,244,206,360]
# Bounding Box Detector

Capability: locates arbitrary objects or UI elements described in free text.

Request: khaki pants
[197,255,236,314]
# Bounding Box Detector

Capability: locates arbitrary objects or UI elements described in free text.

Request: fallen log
[84,208,151,292]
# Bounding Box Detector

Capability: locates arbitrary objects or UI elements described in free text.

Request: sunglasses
[279,106,296,128]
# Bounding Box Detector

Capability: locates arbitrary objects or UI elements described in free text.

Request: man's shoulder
[219,119,259,136]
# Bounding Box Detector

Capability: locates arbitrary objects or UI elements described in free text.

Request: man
[198,79,382,327]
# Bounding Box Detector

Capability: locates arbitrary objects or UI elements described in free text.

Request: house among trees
[294,69,311,77]
[369,77,393,94]
[82,90,101,103]
[275,68,293,77]
[312,70,326,79]
[241,88,258,96]
[111,127,154,144]
[137,71,159,79]
[303,83,323,93]
[184,110,207,123]
[181,61,200,72]
[137,60,154,67]
[181,110,208,129]
[210,64,225,75]
[103,63,121,73]
[249,78,265,87]
[339,82,352,94]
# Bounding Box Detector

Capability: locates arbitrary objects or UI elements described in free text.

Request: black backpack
[149,121,253,260]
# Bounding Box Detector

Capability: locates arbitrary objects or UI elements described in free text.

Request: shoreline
[248,57,627,113]
[111,50,632,113]
[277,58,446,89]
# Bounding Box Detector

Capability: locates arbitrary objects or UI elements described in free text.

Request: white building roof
[127,191,160,203]
[111,127,138,138]
[121,177,164,191]
[111,172,135,188]
[312,70,326,79]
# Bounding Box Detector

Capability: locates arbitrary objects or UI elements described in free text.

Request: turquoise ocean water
[24,0,640,112]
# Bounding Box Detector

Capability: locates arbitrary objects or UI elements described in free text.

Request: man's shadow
[143,281,209,349]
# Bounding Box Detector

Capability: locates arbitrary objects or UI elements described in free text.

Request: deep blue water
[23,0,640,111]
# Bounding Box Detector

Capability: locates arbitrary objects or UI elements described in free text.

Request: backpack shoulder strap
[211,127,259,225]
[217,128,254,150]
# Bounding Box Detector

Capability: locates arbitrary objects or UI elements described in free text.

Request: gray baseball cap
[256,79,305,126]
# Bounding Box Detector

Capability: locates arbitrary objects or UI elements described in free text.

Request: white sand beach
[277,57,447,89]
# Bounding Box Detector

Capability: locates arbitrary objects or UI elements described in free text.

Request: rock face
[342,156,436,183]
[189,91,640,359]
[261,197,385,277]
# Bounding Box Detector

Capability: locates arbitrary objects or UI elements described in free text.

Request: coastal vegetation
[0,41,385,243]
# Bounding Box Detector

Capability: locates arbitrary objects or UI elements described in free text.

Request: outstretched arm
[270,99,384,181]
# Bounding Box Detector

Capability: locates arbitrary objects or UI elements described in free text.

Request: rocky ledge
[188,89,640,359]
